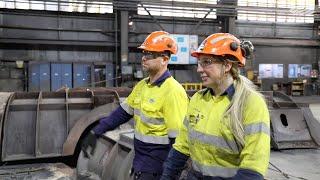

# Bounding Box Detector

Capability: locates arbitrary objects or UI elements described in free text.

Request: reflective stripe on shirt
[192,159,238,178]
[168,129,178,138]
[134,130,169,144]
[134,109,165,125]
[244,122,270,136]
[189,128,239,153]
[120,102,134,115]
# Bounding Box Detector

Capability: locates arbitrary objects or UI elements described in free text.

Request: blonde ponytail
[224,65,263,148]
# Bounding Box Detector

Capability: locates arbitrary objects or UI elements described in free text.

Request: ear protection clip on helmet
[240,40,254,59]
[230,41,239,51]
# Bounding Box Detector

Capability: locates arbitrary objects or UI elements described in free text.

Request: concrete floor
[0,163,75,180]
[1,149,319,180]
[267,149,320,180]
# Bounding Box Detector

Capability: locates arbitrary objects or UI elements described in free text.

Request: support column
[217,0,236,34]
[120,11,129,66]
[120,11,129,86]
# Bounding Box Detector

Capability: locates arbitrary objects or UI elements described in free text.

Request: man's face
[141,51,167,73]
[197,54,225,88]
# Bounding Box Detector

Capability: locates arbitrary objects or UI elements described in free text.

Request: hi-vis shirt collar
[202,84,235,100]
[145,70,171,87]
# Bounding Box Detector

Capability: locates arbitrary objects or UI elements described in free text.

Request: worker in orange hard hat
[82,31,188,180]
[138,31,178,76]
[161,33,270,180]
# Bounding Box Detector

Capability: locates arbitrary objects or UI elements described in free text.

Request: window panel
[138,1,217,19]
[45,1,58,11]
[70,0,86,12]
[1,0,113,14]
[30,1,44,10]
[59,2,72,12]
[4,0,15,8]
[16,0,29,9]
[0,1,4,8]
[100,2,113,13]
[238,0,314,23]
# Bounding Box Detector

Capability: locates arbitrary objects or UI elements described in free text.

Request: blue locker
[29,63,40,92]
[39,64,50,91]
[51,64,61,91]
[106,63,114,87]
[51,63,72,91]
[29,63,50,91]
[73,64,91,88]
[62,64,72,89]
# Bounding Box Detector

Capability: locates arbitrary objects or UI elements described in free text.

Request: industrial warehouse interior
[0,0,320,179]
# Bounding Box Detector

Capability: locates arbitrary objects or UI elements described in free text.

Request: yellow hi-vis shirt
[120,76,189,144]
[173,88,270,177]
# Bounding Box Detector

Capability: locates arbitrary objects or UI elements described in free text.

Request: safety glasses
[197,57,223,67]
[142,51,165,60]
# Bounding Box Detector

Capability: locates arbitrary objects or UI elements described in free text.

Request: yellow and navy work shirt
[121,70,189,173]
[173,86,270,178]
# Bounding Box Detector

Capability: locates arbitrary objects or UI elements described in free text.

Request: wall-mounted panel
[51,63,72,91]
[73,63,91,88]
[39,64,50,91]
[29,63,50,91]
[28,63,40,92]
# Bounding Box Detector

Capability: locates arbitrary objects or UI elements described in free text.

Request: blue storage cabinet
[73,63,91,88]
[29,63,40,92]
[28,63,50,91]
[106,63,114,87]
[51,63,72,91]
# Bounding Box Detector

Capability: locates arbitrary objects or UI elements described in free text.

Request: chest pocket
[140,98,165,125]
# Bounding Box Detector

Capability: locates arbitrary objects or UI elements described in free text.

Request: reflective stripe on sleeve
[120,102,134,115]
[244,122,270,136]
[192,159,238,178]
[134,130,169,144]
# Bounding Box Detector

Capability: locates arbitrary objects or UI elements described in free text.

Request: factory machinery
[0,88,319,179]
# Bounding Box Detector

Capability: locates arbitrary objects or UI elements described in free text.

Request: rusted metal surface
[267,91,319,149]
[0,88,126,161]
[63,102,118,156]
[0,92,13,162]
[77,125,134,180]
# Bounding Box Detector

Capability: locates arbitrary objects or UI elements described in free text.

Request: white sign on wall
[169,34,198,64]
[259,64,283,78]
[189,35,198,64]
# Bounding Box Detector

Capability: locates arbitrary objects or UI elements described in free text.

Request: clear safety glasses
[197,57,223,67]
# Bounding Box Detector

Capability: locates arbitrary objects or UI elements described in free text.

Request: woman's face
[197,54,227,88]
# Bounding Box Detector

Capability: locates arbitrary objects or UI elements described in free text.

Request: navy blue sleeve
[161,148,189,180]
[232,169,263,180]
[92,106,133,135]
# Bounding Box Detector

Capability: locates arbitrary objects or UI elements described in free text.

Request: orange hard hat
[138,31,178,54]
[191,33,246,66]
